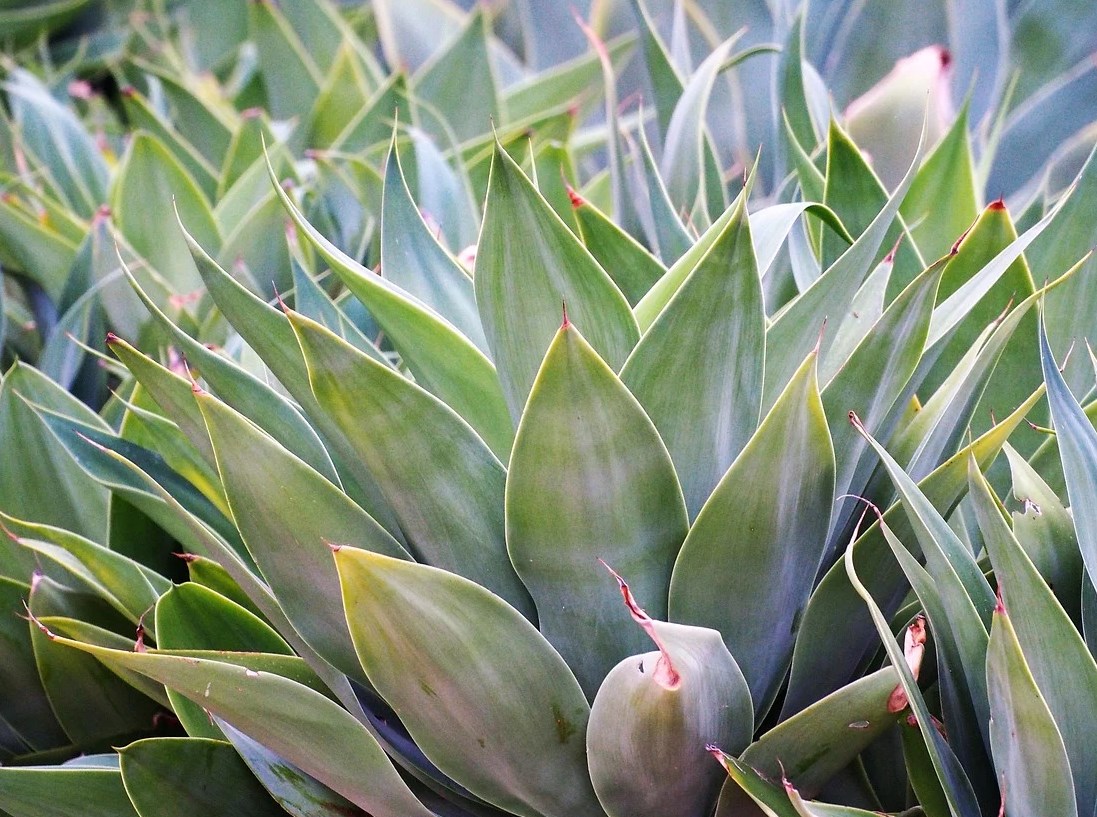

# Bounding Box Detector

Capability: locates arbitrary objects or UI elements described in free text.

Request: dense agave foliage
[2,1,1097,816]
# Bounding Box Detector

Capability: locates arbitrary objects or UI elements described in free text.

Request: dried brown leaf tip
[887,615,927,713]
[599,559,681,689]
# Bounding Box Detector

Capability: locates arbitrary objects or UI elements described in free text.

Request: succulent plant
[2,1,1097,817]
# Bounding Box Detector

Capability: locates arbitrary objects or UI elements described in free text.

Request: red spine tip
[120,85,136,98]
[988,197,1006,211]
[565,184,585,209]
[172,551,199,563]
[938,47,952,69]
[561,301,571,329]
[105,332,119,344]
[994,584,1006,614]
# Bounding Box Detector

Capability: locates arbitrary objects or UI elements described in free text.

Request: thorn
[172,551,198,563]
[884,234,903,263]
[22,602,57,640]
[1026,420,1055,435]
[323,538,343,553]
[561,301,571,329]
[93,204,112,225]
[988,197,1006,211]
[706,744,731,773]
[565,184,585,209]
[105,332,119,344]
[994,583,1006,615]
[813,318,827,354]
[1060,339,1076,372]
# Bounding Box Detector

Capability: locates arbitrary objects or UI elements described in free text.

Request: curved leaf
[381,137,486,351]
[587,571,751,817]
[119,738,286,817]
[195,386,408,678]
[288,309,534,618]
[35,625,433,817]
[270,152,513,456]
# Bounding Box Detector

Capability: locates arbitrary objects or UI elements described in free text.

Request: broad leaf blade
[507,321,688,697]
[335,547,604,817]
[670,351,834,717]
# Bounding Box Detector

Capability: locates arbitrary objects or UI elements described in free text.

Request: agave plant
[2,1,1097,816]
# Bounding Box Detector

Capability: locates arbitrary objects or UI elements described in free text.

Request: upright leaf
[621,194,764,518]
[986,602,1078,817]
[476,142,638,422]
[507,320,688,697]
[669,351,834,716]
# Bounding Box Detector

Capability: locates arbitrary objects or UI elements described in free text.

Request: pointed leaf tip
[600,560,680,689]
[565,184,585,209]
[561,300,571,329]
[988,198,1007,211]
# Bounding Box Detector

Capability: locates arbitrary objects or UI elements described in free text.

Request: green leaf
[119,738,286,817]
[659,35,740,220]
[380,137,486,351]
[987,602,1078,817]
[1041,314,1097,596]
[288,309,534,618]
[155,582,293,740]
[121,258,340,487]
[180,230,404,537]
[118,85,219,201]
[329,72,412,154]
[504,35,636,121]
[970,458,1097,817]
[4,69,108,217]
[763,118,925,411]
[219,720,367,817]
[587,583,752,817]
[621,193,764,518]
[900,105,979,263]
[507,320,688,697]
[413,7,498,142]
[304,42,372,151]
[741,668,900,797]
[7,517,168,626]
[823,259,945,552]
[572,188,666,306]
[1034,146,1097,395]
[110,133,220,296]
[670,350,834,717]
[819,120,924,295]
[409,126,480,251]
[1002,445,1082,618]
[0,575,67,753]
[335,546,604,817]
[920,202,1039,448]
[843,535,981,817]
[270,152,513,458]
[39,627,433,817]
[476,141,638,422]
[0,196,78,302]
[0,765,138,817]
[0,363,108,540]
[782,386,1043,717]
[248,0,322,120]
[27,574,161,748]
[194,386,408,677]
[625,122,693,264]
